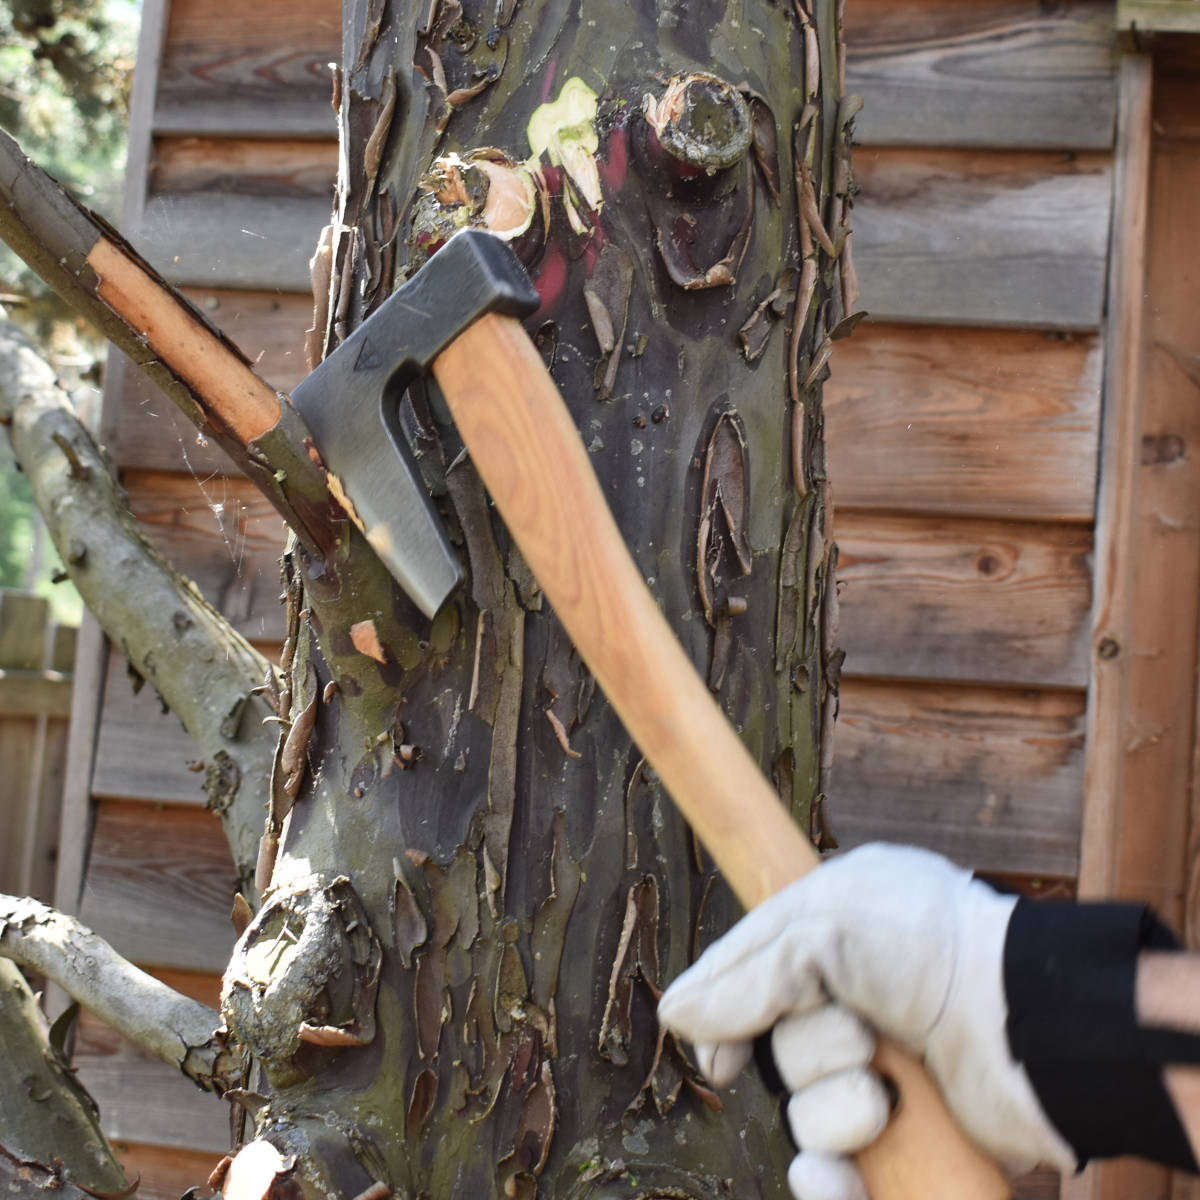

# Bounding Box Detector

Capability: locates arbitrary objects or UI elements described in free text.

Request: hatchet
[286,231,1008,1200]
[0,130,1006,1194]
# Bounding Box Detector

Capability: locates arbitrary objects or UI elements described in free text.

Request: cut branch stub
[643,72,753,176]
[222,875,382,1086]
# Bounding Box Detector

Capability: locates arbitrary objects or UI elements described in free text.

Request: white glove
[657,844,1076,1200]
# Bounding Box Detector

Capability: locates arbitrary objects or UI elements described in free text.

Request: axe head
[291,231,539,617]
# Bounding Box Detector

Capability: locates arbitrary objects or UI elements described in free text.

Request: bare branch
[0,316,275,889]
[0,125,339,562]
[0,894,243,1094]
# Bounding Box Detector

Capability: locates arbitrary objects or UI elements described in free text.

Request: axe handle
[434,313,1010,1200]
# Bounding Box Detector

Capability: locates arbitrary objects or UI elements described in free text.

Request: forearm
[1139,951,1200,1165]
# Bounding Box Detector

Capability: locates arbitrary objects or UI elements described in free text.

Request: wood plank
[149,136,337,198]
[124,470,287,643]
[845,0,1116,150]
[91,637,281,810]
[1117,0,1200,34]
[110,1142,221,1200]
[110,290,314,473]
[91,648,210,808]
[132,191,328,292]
[836,514,1093,689]
[0,669,72,717]
[154,0,338,138]
[1122,90,1200,931]
[826,324,1102,521]
[78,800,237,973]
[851,148,1113,329]
[830,680,1086,878]
[0,590,48,669]
[75,1053,231,1154]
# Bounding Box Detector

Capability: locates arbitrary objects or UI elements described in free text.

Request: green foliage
[0,0,138,307]
[0,0,132,627]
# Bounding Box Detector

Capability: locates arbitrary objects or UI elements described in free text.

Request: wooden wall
[55,1,1137,1196]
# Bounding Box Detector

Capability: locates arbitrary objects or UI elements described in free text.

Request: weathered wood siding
[62,0,1126,1195]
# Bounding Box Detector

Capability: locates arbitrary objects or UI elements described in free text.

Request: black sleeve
[1003,898,1200,1173]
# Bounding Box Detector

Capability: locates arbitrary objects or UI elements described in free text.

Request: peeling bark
[225,0,855,1196]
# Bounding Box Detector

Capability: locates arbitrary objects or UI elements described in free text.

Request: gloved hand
[656,844,1076,1200]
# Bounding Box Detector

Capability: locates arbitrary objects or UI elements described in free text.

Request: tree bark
[221,1,854,1197]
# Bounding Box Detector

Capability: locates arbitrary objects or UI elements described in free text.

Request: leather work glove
[656,844,1077,1200]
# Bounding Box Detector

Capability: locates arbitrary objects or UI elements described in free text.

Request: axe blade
[291,231,540,617]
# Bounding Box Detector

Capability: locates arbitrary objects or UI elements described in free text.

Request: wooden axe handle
[434,313,1010,1200]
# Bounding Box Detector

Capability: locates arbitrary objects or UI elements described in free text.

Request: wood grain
[155,0,339,137]
[77,800,238,973]
[149,136,337,198]
[845,0,1116,150]
[831,680,1086,878]
[1078,57,1154,915]
[826,324,1102,521]
[836,513,1093,689]
[852,148,1112,329]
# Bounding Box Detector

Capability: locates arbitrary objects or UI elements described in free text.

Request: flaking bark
[226,0,857,1196]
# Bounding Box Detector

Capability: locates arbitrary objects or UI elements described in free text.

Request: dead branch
[0,316,275,890]
[0,959,129,1196]
[0,894,242,1094]
[0,126,338,560]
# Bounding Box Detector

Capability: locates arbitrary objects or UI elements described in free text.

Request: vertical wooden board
[0,591,48,669]
[825,324,1102,521]
[830,680,1086,877]
[154,0,339,136]
[1116,126,1200,928]
[836,513,1093,689]
[851,148,1113,329]
[24,715,69,902]
[0,716,39,894]
[844,0,1116,150]
[78,800,237,973]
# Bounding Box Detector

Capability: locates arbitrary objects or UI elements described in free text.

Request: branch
[0,316,275,890]
[0,959,129,1197]
[0,895,243,1094]
[0,125,339,562]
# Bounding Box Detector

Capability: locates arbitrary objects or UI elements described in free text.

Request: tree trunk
[218,1,855,1195]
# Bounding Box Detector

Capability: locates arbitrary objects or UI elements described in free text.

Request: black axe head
[291,231,539,617]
